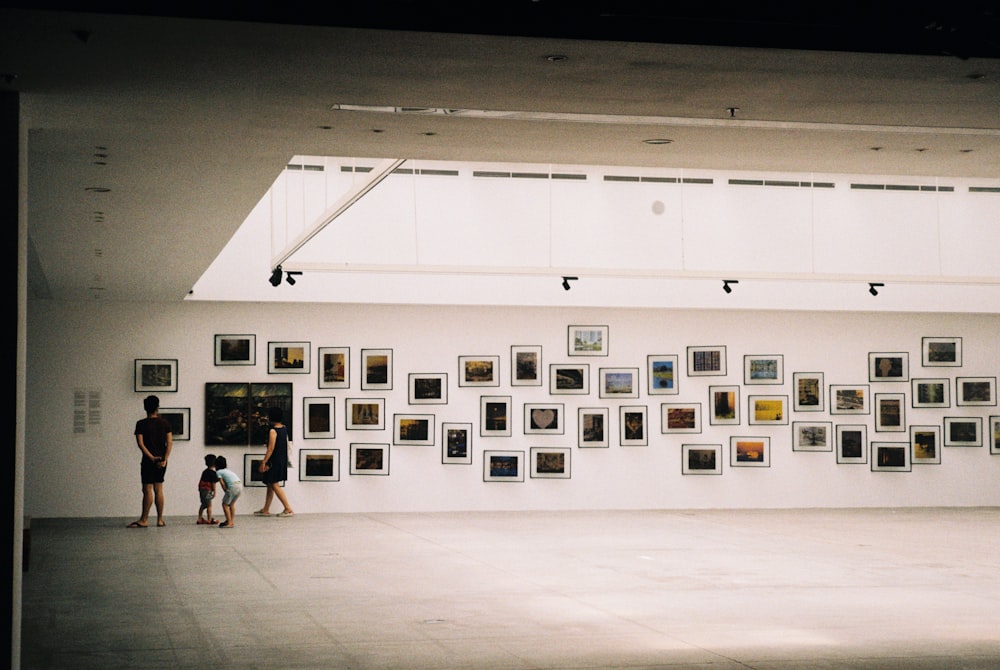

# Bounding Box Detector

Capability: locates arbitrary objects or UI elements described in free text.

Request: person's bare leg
[138,484,153,525]
[258,488,275,514]
[269,483,293,514]
[153,483,166,526]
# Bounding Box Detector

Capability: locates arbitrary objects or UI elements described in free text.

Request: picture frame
[345,397,385,431]
[267,341,310,374]
[243,453,267,487]
[523,403,564,435]
[874,393,906,432]
[922,336,962,367]
[408,372,448,405]
[792,372,825,412]
[480,395,512,437]
[349,443,390,475]
[748,395,788,425]
[567,325,609,357]
[661,403,702,434]
[792,421,833,452]
[835,424,868,464]
[989,416,1000,456]
[214,334,255,366]
[511,345,542,386]
[868,352,909,382]
[158,407,190,441]
[682,444,723,475]
[204,382,293,446]
[956,376,996,407]
[871,442,911,472]
[393,413,435,446]
[911,378,950,408]
[910,425,941,465]
[530,447,572,479]
[598,367,640,399]
[619,405,648,446]
[549,363,590,395]
[687,345,727,377]
[302,397,336,439]
[730,436,770,467]
[943,416,982,447]
[360,348,392,390]
[441,422,473,464]
[298,449,340,481]
[483,450,524,482]
[709,385,740,425]
[134,358,177,392]
[578,407,610,448]
[317,346,350,389]
[830,384,870,415]
[647,354,680,395]
[744,354,783,385]
[458,355,500,387]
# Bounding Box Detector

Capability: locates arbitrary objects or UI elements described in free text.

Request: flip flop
[127,521,148,528]
[253,510,271,517]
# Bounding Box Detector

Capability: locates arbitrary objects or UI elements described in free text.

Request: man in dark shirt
[128,395,173,528]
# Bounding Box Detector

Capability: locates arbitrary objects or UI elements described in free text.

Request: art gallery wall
[24,299,1000,518]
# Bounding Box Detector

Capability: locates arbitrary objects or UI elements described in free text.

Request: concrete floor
[19,508,1000,669]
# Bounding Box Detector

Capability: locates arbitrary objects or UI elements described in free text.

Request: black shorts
[140,459,166,485]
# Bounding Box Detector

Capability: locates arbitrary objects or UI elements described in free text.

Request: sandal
[253,510,271,517]
[277,510,295,517]
[196,519,210,525]
[126,521,148,528]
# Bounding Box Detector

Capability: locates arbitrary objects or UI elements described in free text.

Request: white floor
[20,508,1000,669]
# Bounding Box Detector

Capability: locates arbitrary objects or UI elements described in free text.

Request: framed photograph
[360,348,392,390]
[910,425,941,465]
[836,424,868,464]
[204,382,293,446]
[956,377,996,407]
[511,345,542,386]
[744,354,783,385]
[441,422,473,464]
[989,416,1000,455]
[159,407,190,441]
[709,385,740,425]
[682,444,723,475]
[943,416,982,447]
[214,334,255,366]
[869,352,909,382]
[792,421,833,452]
[599,367,640,399]
[317,346,349,389]
[647,354,680,395]
[830,384,870,415]
[871,442,911,472]
[549,363,590,395]
[408,373,448,405]
[349,443,390,475]
[748,395,788,425]
[661,403,702,434]
[911,378,950,408]
[393,414,434,446]
[922,336,962,367]
[243,453,267,487]
[267,341,309,374]
[730,436,770,467]
[303,397,336,439]
[687,345,727,377]
[530,447,571,479]
[619,405,648,446]
[459,355,500,387]
[345,397,385,431]
[298,449,340,481]
[480,395,512,437]
[874,393,906,432]
[792,372,825,412]
[568,325,608,357]
[483,450,524,482]
[134,358,177,392]
[524,403,565,435]
[578,407,610,448]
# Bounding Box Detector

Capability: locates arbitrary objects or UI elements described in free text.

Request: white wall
[25,300,1000,518]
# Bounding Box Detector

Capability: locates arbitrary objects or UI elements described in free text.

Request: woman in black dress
[255,407,295,517]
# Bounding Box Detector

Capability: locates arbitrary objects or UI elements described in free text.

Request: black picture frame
[134,358,178,393]
[441,422,473,464]
[204,382,293,446]
[360,348,392,390]
[267,341,310,374]
[298,449,340,481]
[159,407,190,441]
[214,334,255,366]
[317,346,350,389]
[511,345,543,386]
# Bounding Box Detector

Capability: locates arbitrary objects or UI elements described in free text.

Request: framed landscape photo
[792,421,833,452]
[578,407,609,448]
[159,407,190,441]
[911,378,950,408]
[267,341,310,374]
[792,372,825,412]
[298,449,340,481]
[956,376,996,407]
[524,403,564,435]
[599,367,640,399]
[647,354,679,395]
[441,422,473,464]
[922,336,962,367]
[480,395,512,437]
[619,405,648,446]
[869,352,909,382]
[944,416,982,447]
[530,447,571,479]
[871,442,911,472]
[483,450,524,482]
[830,384,870,415]
[682,444,723,475]
[134,358,177,392]
[661,403,702,434]
[393,414,434,446]
[408,373,448,405]
[214,334,255,366]
[744,354,783,385]
[836,424,868,464]
[317,346,349,389]
[345,397,385,431]
[749,395,788,425]
[244,453,267,487]
[349,443,390,475]
[511,345,542,386]
[302,397,336,439]
[568,325,608,357]
[874,393,906,432]
[990,416,1000,455]
[910,425,941,465]
[549,363,590,395]
[730,436,770,467]
[360,348,392,390]
[687,345,726,377]
[709,385,740,426]
[459,355,500,387]
[204,382,293,446]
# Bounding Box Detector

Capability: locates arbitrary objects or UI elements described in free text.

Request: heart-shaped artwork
[532,408,556,429]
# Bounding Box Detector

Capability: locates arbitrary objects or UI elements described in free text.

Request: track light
[869,282,884,296]
[722,279,738,294]
[269,266,283,287]
[285,271,302,286]
[562,276,578,291]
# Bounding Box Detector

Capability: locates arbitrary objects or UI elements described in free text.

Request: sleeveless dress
[261,425,289,484]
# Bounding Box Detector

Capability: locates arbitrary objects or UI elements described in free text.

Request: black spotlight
[286,271,302,286]
[722,279,738,294]
[869,282,884,296]
[269,266,283,287]
[562,276,578,291]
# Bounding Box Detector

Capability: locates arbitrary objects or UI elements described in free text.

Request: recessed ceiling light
[643,138,673,145]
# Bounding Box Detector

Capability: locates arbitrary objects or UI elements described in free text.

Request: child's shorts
[222,483,242,505]
[199,489,215,505]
